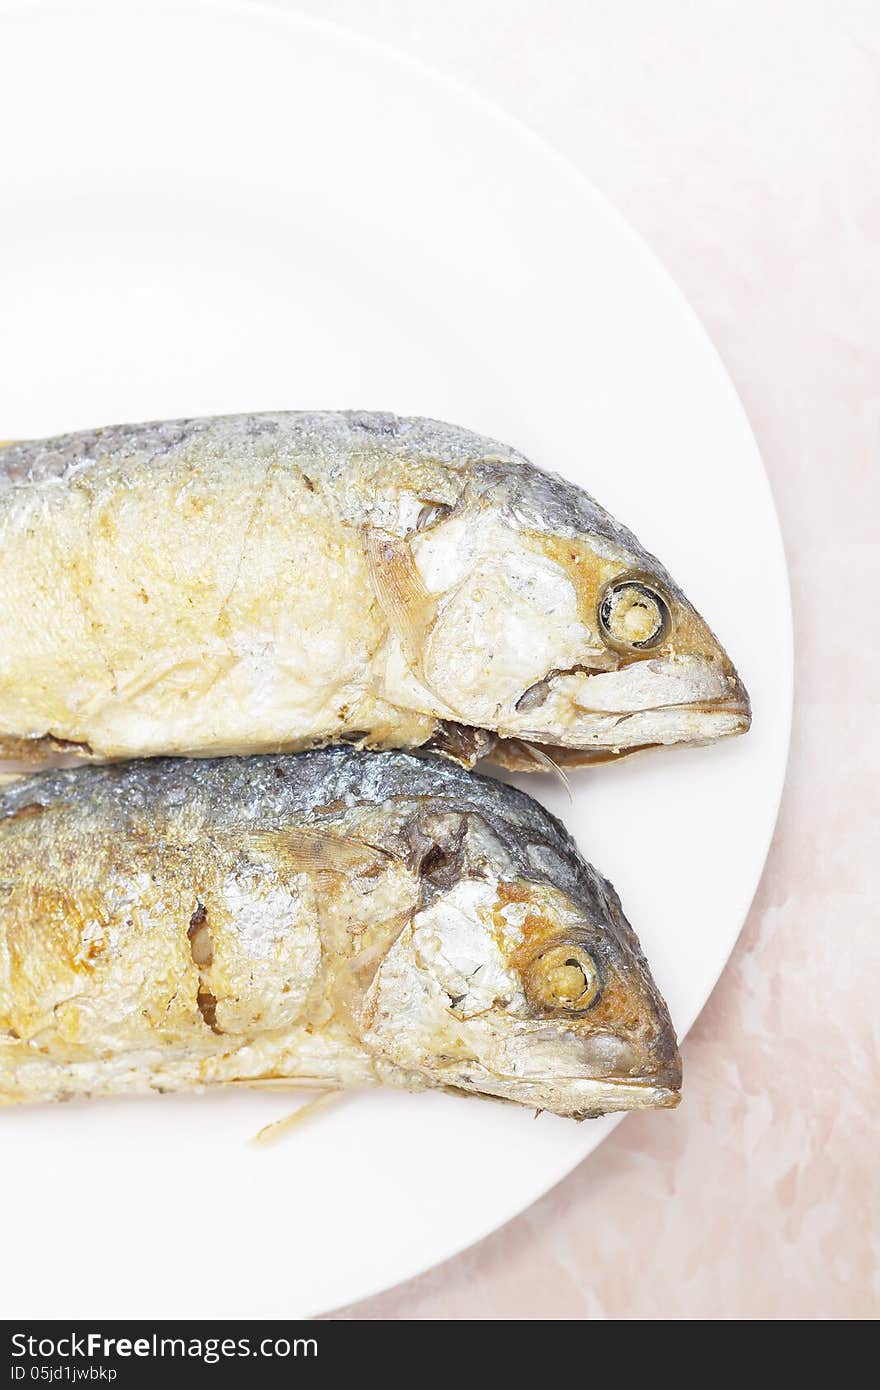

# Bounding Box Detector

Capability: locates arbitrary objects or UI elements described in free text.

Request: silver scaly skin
[0,411,749,773]
[0,749,680,1117]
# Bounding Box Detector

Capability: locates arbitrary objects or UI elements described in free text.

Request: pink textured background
[268,0,878,1319]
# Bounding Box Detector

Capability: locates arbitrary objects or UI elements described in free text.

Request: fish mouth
[558,1049,683,1116]
[493,696,750,770]
[565,1080,681,1119]
[571,694,751,727]
[582,691,752,744]
[482,1073,681,1118]
[615,667,751,730]
[500,659,751,760]
[481,1029,683,1116]
[442,1068,682,1118]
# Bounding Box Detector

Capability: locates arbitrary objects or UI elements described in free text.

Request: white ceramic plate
[0,0,791,1318]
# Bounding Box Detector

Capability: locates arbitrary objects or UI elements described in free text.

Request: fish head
[401,461,750,762]
[360,807,681,1116]
[499,554,752,763]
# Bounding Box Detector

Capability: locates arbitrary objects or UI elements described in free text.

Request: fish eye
[523,944,600,1013]
[599,580,669,650]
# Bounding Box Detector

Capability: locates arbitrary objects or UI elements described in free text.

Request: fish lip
[511,662,752,744]
[540,1048,684,1113]
[569,678,752,724]
[564,1079,681,1118]
[651,691,751,730]
[728,672,752,727]
[612,1080,681,1105]
[510,693,752,756]
[503,658,750,756]
[606,695,751,724]
[576,678,753,739]
[705,665,751,723]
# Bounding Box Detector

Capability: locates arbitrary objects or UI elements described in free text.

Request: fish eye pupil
[599,581,669,650]
[524,944,600,1012]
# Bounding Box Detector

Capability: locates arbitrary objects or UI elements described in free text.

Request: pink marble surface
[270,0,878,1319]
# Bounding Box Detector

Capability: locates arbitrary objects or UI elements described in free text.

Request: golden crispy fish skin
[0,411,749,772]
[0,749,680,1117]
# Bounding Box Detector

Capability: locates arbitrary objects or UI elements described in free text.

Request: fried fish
[0,749,680,1117]
[0,412,749,772]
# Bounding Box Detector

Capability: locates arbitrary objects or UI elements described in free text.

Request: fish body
[0,749,680,1117]
[0,411,749,772]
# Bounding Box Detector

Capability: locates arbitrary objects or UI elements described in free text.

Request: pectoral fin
[363,526,435,678]
[240,824,395,876]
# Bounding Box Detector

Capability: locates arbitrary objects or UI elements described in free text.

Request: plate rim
[0,0,794,1318]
